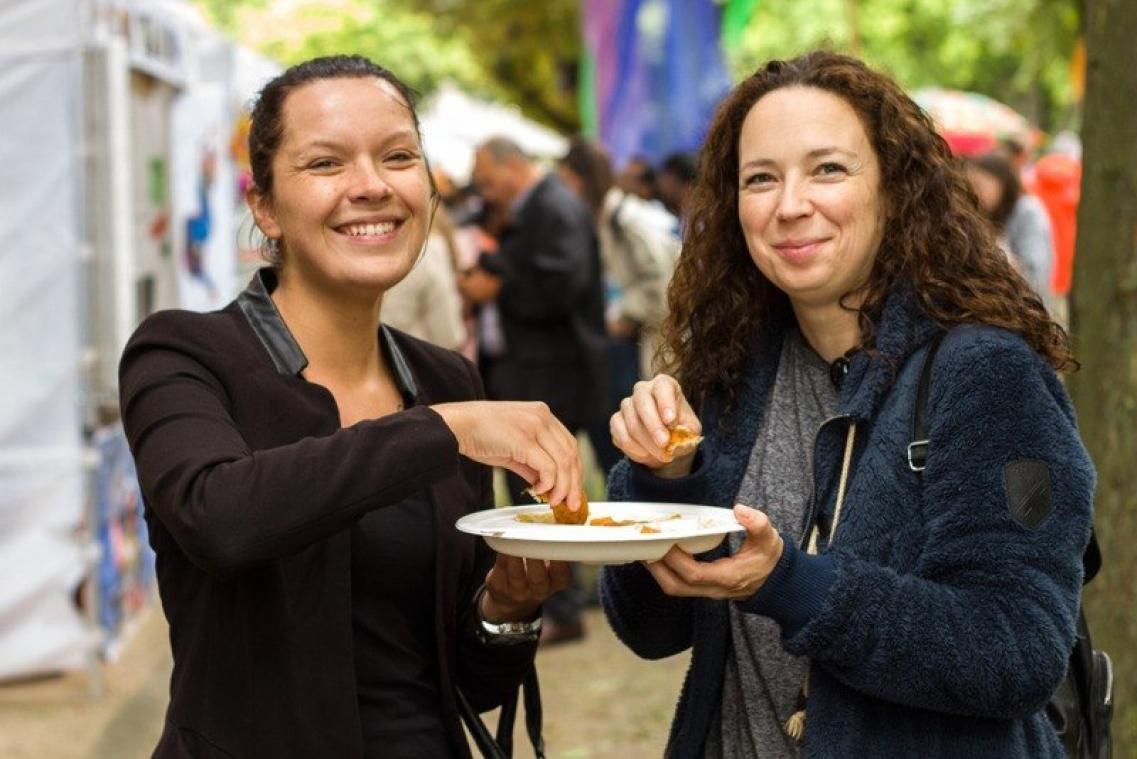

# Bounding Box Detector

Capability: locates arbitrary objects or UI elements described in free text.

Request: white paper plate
[455,501,744,565]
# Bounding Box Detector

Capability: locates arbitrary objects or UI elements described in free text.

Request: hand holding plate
[480,553,572,623]
[643,504,784,600]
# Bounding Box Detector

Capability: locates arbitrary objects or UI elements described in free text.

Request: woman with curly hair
[601,51,1092,757]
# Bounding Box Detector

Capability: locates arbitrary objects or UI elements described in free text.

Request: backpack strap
[907,329,1101,583]
[907,331,947,472]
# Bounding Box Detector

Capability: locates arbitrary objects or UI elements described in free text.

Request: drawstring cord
[785,421,857,743]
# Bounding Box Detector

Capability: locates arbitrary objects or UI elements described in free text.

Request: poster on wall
[170,84,237,312]
[92,424,154,655]
[131,71,178,317]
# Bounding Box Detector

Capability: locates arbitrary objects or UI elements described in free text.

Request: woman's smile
[772,237,832,263]
[333,217,406,245]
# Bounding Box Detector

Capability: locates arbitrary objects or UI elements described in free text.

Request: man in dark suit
[460,136,610,643]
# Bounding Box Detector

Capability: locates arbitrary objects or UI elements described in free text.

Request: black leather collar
[236,268,418,400]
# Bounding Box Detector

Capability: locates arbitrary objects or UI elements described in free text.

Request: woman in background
[965,150,1055,305]
[557,137,680,382]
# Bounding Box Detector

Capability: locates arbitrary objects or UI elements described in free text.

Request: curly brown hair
[662,50,1073,408]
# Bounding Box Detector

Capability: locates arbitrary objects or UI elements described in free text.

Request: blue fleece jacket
[600,290,1094,758]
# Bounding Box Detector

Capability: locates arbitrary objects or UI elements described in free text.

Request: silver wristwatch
[478,616,542,642]
[474,589,542,645]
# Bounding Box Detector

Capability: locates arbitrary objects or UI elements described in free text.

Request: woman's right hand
[610,374,701,478]
[431,401,584,510]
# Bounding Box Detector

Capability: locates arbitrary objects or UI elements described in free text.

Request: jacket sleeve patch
[1003,459,1053,529]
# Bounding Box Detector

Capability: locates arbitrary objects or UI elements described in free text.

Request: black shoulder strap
[458,664,545,758]
[907,331,947,472]
[908,330,1102,584]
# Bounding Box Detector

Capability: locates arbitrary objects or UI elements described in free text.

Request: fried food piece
[527,488,590,525]
[639,525,661,534]
[664,425,704,458]
[551,490,589,525]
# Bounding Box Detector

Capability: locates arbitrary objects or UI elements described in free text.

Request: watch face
[477,617,540,646]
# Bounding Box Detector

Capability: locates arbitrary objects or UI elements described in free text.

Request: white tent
[0,0,96,682]
[420,83,568,185]
[0,0,278,683]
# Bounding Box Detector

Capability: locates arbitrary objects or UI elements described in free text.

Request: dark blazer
[119,269,534,759]
[481,173,608,427]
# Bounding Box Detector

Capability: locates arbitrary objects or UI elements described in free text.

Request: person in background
[557,136,680,383]
[1030,150,1082,328]
[460,136,610,644]
[381,205,467,351]
[657,151,699,228]
[601,51,1092,757]
[119,55,584,758]
[965,150,1055,306]
[999,136,1035,186]
[617,154,659,201]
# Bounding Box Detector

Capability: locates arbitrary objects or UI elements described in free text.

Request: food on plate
[664,425,704,458]
[589,516,637,527]
[526,488,590,525]
[514,511,683,528]
[639,525,661,534]
[515,512,557,524]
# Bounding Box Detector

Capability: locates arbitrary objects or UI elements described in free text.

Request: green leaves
[725,0,1081,132]
[196,0,1081,136]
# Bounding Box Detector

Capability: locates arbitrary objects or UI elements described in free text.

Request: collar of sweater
[838,283,942,422]
[711,282,940,430]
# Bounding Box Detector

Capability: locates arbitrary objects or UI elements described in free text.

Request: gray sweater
[704,328,838,758]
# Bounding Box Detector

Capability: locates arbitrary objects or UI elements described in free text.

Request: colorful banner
[170,84,237,312]
[583,0,732,168]
[93,424,155,648]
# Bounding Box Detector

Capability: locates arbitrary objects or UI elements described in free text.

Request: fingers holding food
[432,400,584,506]
[552,490,589,525]
[664,424,704,459]
[528,487,590,525]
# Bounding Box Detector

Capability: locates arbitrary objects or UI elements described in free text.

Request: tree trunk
[1067,0,1137,750]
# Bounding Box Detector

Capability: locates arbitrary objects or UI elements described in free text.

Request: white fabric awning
[420,83,567,184]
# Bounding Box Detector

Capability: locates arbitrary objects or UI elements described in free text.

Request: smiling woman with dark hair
[601,51,1092,758]
[119,55,582,758]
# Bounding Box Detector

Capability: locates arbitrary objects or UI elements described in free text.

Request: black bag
[909,331,1113,758]
[457,665,546,759]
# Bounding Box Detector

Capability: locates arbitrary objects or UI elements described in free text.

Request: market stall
[0,0,278,683]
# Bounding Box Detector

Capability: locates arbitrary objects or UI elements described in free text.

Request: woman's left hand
[644,504,785,600]
[480,554,572,623]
